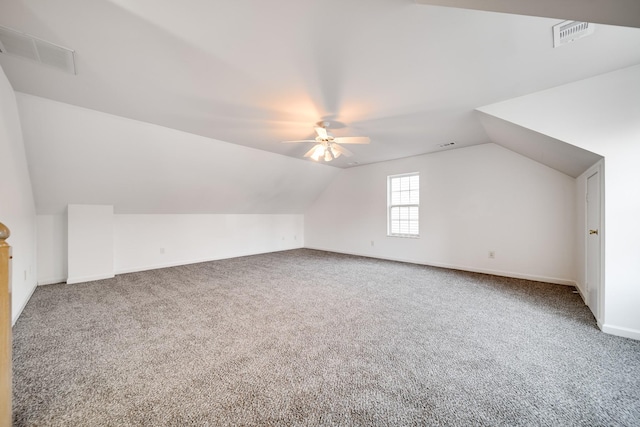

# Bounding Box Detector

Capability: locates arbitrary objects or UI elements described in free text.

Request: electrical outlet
[160,247,165,254]
[371,240,375,247]
[24,270,27,280]
[488,251,495,259]
[294,235,297,240]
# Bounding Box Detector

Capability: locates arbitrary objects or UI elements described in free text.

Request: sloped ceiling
[415,0,640,29]
[476,64,640,160]
[475,112,602,178]
[1,0,640,169]
[16,93,340,215]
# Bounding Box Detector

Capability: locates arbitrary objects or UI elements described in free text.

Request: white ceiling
[16,92,341,214]
[1,0,639,168]
[475,112,602,178]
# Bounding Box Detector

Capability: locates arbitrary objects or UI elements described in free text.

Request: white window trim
[387,172,420,238]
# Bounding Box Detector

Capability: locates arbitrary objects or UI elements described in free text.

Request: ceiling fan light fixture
[330,144,341,159]
[310,144,325,161]
[283,122,369,162]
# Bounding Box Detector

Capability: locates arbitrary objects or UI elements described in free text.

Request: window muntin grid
[388,173,419,237]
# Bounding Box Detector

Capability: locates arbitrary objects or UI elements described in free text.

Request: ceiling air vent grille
[438,142,456,148]
[0,25,76,74]
[553,21,595,48]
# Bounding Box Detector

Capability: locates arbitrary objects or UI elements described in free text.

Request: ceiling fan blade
[314,127,328,139]
[304,144,323,158]
[282,140,316,143]
[333,136,370,144]
[331,143,353,157]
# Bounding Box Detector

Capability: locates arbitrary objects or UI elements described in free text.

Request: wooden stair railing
[0,222,11,427]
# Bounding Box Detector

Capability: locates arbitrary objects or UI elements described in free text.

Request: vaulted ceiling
[1,0,639,169]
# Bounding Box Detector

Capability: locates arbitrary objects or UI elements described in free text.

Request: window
[388,173,419,237]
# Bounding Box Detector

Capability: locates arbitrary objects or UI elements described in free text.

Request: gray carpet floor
[12,249,640,426]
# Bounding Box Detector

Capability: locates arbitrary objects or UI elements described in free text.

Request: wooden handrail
[0,221,11,427]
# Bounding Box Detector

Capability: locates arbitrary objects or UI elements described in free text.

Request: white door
[586,172,601,321]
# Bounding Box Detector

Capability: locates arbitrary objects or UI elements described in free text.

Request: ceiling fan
[282,122,370,162]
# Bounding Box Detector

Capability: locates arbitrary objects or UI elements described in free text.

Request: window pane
[388,173,419,236]
[409,190,419,204]
[391,192,400,205]
[401,177,410,190]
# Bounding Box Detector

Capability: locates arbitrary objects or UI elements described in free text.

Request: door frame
[584,160,605,328]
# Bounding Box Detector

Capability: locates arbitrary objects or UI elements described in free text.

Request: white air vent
[0,25,76,74]
[438,142,456,148]
[553,21,595,48]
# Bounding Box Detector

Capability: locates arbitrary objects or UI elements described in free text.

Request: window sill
[387,234,420,239]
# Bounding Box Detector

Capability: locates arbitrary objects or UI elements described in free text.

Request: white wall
[67,205,114,284]
[0,66,37,325]
[114,214,303,273]
[38,213,303,283]
[306,143,576,285]
[478,64,640,340]
[36,214,67,285]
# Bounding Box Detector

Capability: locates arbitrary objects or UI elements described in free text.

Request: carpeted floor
[12,249,640,426]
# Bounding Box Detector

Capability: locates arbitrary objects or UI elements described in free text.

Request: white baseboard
[38,277,67,286]
[115,246,304,275]
[602,324,640,341]
[573,281,587,303]
[12,281,37,326]
[66,273,115,284]
[116,258,225,275]
[421,261,576,287]
[304,246,576,286]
